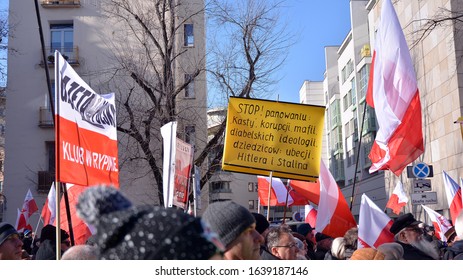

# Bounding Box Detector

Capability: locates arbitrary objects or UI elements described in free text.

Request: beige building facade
[4,0,207,225]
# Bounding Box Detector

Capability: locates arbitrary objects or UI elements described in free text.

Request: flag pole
[350,102,368,211]
[266,171,273,221]
[54,51,62,260]
[62,184,75,246]
[282,180,291,224]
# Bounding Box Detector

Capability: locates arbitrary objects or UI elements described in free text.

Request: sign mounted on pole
[222,97,325,182]
[412,162,430,178]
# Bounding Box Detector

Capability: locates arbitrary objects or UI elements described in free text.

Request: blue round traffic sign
[413,162,430,179]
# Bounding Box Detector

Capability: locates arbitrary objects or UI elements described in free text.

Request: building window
[50,23,73,59]
[184,74,195,98]
[184,24,194,47]
[185,125,195,148]
[248,200,254,210]
[210,181,230,193]
[46,141,55,172]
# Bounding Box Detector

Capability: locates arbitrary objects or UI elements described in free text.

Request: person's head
[202,201,263,260]
[390,213,439,259]
[330,237,346,259]
[39,224,70,251]
[92,205,224,260]
[377,242,404,260]
[0,223,24,260]
[454,210,463,241]
[343,227,358,251]
[76,185,132,232]
[390,213,423,244]
[251,212,270,238]
[293,232,308,259]
[296,223,315,244]
[266,226,299,260]
[444,226,456,245]
[61,245,97,260]
[315,232,333,251]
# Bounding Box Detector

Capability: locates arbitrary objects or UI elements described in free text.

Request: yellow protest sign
[222,97,325,181]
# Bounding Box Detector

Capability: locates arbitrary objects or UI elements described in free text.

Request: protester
[442,211,463,260]
[251,212,270,237]
[377,242,404,260]
[0,222,25,260]
[325,237,345,260]
[343,227,358,259]
[61,244,98,260]
[251,212,278,260]
[202,201,263,260]
[390,213,439,259]
[266,225,299,260]
[76,185,132,233]
[314,232,333,260]
[296,223,317,259]
[350,248,385,260]
[77,187,224,260]
[292,232,308,260]
[34,224,71,260]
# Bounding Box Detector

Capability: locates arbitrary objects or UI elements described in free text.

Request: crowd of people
[1,185,463,260]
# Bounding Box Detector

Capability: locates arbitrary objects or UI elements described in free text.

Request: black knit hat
[0,222,18,246]
[390,213,421,235]
[95,205,224,260]
[202,201,256,248]
[39,224,69,243]
[251,212,269,235]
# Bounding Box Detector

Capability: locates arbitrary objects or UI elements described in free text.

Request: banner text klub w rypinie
[55,52,119,187]
[223,97,325,182]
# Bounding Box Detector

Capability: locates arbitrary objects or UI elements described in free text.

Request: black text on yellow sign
[222,97,325,182]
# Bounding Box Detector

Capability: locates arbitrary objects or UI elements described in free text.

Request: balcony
[39,107,54,128]
[38,171,55,193]
[40,46,80,67]
[41,0,81,8]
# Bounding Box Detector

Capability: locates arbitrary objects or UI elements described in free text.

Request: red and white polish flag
[20,189,39,220]
[358,194,394,249]
[421,204,453,242]
[304,204,317,228]
[40,183,56,225]
[385,181,408,215]
[55,52,119,187]
[315,160,356,238]
[58,184,93,245]
[365,0,424,176]
[442,170,463,224]
[257,176,308,206]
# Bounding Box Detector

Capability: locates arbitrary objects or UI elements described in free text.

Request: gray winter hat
[202,201,255,249]
[76,185,133,227]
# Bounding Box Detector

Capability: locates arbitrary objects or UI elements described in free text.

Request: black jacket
[397,241,435,260]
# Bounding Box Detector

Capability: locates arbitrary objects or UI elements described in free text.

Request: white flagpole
[54,50,62,260]
[266,171,273,221]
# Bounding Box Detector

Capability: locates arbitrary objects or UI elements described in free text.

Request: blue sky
[272,0,352,103]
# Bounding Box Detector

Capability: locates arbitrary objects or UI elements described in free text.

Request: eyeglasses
[274,242,298,249]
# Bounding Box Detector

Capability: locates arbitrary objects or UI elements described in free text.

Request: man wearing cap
[296,223,317,260]
[0,222,24,260]
[202,201,264,260]
[390,213,439,259]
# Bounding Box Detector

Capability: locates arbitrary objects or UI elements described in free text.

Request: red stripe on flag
[369,91,424,175]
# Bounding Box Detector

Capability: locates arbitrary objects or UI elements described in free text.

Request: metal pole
[350,102,368,211]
